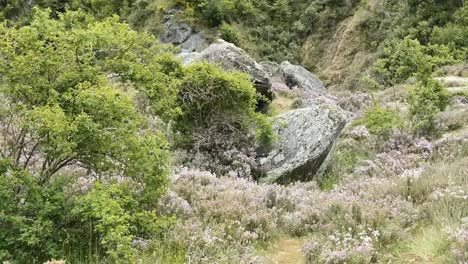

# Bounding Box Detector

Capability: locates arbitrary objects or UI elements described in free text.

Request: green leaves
[375,38,458,87]
[0,9,175,182]
[409,77,450,136]
[356,104,403,140]
[0,10,174,262]
[174,62,259,145]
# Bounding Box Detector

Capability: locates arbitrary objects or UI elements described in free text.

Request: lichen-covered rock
[158,9,209,52]
[159,20,193,45]
[257,104,347,184]
[279,61,327,95]
[177,40,348,182]
[178,51,200,65]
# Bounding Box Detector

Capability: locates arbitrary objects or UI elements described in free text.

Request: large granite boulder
[257,104,347,184]
[178,39,272,100]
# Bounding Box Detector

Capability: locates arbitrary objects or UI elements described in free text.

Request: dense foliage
[0,9,175,262]
[0,8,272,262]
[409,73,451,136]
[174,62,272,148]
[1,0,361,64]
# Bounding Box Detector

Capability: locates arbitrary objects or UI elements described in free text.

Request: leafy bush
[219,22,241,46]
[374,38,456,87]
[431,6,468,50]
[409,76,450,136]
[172,63,273,175]
[356,105,403,139]
[174,62,272,147]
[72,182,174,263]
[0,9,174,262]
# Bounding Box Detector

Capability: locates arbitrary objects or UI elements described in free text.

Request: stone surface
[260,61,280,78]
[178,32,209,52]
[158,9,209,52]
[159,20,193,45]
[279,61,327,95]
[257,104,347,184]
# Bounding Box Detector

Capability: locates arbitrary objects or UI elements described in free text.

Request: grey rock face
[158,9,208,51]
[257,104,347,184]
[159,20,193,45]
[259,61,280,78]
[179,32,209,52]
[178,52,201,65]
[279,61,327,95]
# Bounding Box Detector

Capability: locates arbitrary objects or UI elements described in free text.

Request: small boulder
[279,61,327,95]
[257,104,346,184]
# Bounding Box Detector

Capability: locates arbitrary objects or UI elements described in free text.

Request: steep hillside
[301,5,375,90]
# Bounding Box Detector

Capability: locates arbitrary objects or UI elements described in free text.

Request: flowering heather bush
[446,228,468,263]
[151,121,468,263]
[157,169,280,263]
[173,145,258,179]
[302,226,381,263]
[155,167,420,262]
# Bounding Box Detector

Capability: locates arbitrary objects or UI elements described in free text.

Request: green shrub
[358,75,384,91]
[356,105,403,139]
[431,6,468,50]
[409,77,451,136]
[375,38,426,86]
[375,38,457,87]
[174,62,273,148]
[219,22,241,45]
[319,139,375,191]
[0,9,174,262]
[72,182,174,263]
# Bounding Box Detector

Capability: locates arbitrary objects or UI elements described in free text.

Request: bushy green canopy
[0,8,177,184]
[0,9,176,262]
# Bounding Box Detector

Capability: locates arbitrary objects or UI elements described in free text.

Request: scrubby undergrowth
[147,124,467,263]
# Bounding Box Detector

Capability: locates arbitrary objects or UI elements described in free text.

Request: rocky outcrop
[259,61,280,78]
[159,9,209,52]
[179,39,273,100]
[178,39,347,183]
[257,104,347,184]
[159,20,192,45]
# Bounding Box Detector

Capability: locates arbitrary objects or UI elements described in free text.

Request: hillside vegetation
[0,0,467,263]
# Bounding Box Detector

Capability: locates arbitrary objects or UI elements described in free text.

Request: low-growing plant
[355,104,403,139]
